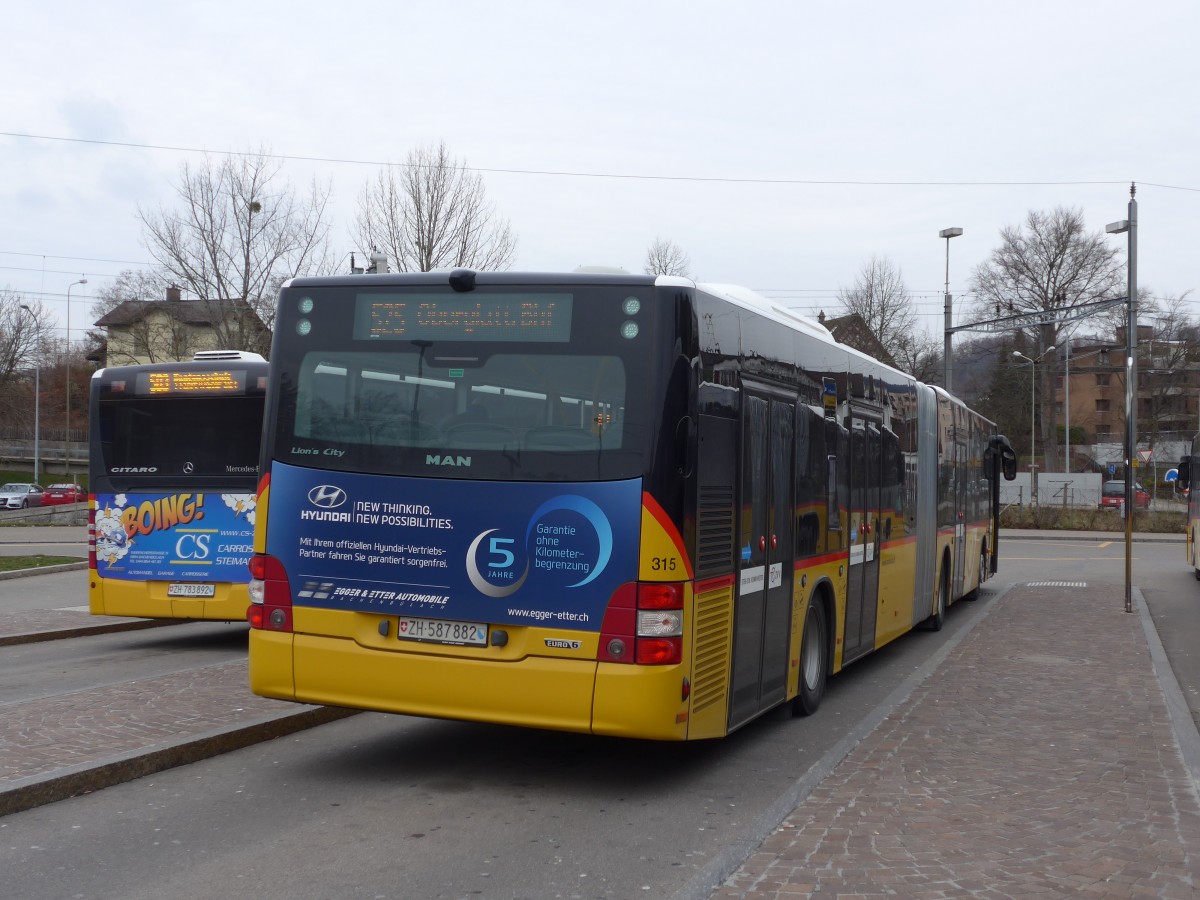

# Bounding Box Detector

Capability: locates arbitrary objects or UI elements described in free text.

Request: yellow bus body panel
[89,575,250,621]
[592,662,690,740]
[874,537,919,649]
[248,629,296,699]
[276,607,599,734]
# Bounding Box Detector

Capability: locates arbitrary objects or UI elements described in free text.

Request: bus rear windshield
[97,395,263,478]
[270,283,657,481]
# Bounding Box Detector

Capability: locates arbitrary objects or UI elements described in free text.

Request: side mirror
[989,434,1019,481]
[1178,458,1191,491]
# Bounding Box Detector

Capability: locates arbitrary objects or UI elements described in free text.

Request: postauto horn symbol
[307,484,348,509]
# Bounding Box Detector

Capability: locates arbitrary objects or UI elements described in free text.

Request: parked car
[0,483,45,509]
[1099,480,1151,510]
[42,483,83,505]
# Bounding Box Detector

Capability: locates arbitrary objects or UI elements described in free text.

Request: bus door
[843,414,882,663]
[729,388,796,729]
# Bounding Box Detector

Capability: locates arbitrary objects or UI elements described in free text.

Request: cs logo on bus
[308,485,348,509]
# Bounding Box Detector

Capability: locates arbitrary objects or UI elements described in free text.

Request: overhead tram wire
[7,131,1196,191]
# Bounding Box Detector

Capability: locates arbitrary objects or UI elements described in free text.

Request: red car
[1099,480,1151,510]
[42,483,83,505]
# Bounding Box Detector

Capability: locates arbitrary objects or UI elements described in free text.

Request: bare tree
[0,289,51,433]
[354,141,517,273]
[90,269,171,319]
[1137,292,1198,445]
[0,289,49,385]
[969,206,1124,471]
[891,328,942,383]
[836,255,918,363]
[643,237,690,277]
[139,149,335,350]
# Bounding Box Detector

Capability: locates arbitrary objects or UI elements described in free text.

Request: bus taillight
[247,552,292,632]
[635,582,683,665]
[598,582,683,665]
[87,503,97,570]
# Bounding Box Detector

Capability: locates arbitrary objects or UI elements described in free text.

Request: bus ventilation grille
[696,485,735,578]
[691,582,733,714]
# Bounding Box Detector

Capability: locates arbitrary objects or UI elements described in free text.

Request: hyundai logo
[308,485,348,509]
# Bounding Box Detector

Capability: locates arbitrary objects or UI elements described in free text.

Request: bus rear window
[98,396,263,477]
[291,351,627,454]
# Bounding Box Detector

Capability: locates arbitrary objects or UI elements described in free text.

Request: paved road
[0,526,1197,898]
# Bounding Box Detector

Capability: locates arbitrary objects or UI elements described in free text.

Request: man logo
[307,485,348,509]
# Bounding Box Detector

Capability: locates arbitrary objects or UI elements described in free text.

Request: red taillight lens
[637,582,682,609]
[636,637,682,665]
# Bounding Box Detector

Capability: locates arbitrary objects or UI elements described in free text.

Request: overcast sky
[3,0,1197,347]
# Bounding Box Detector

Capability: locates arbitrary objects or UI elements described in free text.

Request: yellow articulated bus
[247,271,1016,739]
[88,351,268,620]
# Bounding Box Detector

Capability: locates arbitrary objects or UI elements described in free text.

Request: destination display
[135,369,248,395]
[264,462,640,630]
[353,293,573,343]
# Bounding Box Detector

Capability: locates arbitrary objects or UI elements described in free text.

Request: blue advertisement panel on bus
[93,492,256,583]
[265,462,642,631]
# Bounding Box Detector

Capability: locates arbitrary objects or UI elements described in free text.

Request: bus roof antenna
[449,269,477,292]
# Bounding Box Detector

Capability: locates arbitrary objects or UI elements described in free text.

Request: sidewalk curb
[0,561,88,581]
[0,617,185,647]
[0,705,359,818]
[1136,585,1200,798]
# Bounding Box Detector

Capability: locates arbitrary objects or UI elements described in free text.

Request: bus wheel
[965,545,987,601]
[925,565,948,632]
[792,600,828,717]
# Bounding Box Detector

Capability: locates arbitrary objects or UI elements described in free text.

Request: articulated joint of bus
[247,552,293,632]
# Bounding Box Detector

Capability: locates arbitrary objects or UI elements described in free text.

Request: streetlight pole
[1014,346,1055,505]
[19,304,40,483]
[1107,183,1138,614]
[940,227,963,391]
[64,277,87,480]
[1063,339,1071,474]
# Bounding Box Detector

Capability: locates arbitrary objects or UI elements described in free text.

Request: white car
[0,483,45,509]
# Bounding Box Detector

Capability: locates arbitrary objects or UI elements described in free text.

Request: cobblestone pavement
[0,605,353,817]
[711,583,1200,899]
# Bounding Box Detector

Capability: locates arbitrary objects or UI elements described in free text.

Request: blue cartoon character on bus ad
[265,463,641,630]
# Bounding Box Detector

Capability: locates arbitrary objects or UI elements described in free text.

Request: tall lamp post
[18,304,40,483]
[1014,346,1055,505]
[940,227,963,391]
[1107,184,1138,614]
[64,277,87,480]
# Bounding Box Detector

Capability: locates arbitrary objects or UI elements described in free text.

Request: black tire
[792,599,828,717]
[19,499,27,509]
[925,564,948,631]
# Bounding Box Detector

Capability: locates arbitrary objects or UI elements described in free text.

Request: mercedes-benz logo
[308,485,348,509]
[183,461,194,474]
